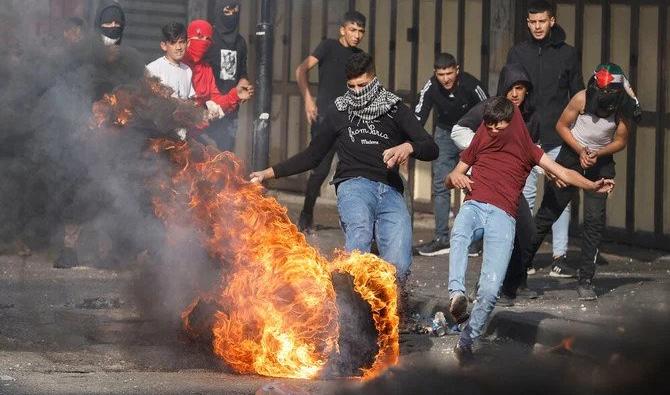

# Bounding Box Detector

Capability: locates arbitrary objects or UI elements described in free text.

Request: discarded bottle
[431,312,447,337]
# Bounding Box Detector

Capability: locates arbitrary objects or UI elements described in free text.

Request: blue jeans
[336,177,412,279]
[449,200,516,340]
[523,145,570,257]
[432,126,461,240]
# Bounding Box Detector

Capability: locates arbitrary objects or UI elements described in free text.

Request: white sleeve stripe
[415,79,432,114]
[475,85,487,101]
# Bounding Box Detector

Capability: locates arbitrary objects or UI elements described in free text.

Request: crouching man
[446,97,613,364]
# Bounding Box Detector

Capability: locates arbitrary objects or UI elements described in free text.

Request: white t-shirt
[146,56,195,100]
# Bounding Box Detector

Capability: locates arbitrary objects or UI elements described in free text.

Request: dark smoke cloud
[333,311,670,395]
[0,5,213,327]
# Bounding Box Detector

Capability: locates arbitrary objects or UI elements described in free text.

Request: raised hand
[382,142,413,169]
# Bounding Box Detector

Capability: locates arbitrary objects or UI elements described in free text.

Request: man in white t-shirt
[146,22,195,100]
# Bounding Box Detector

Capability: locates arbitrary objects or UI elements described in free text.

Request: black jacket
[456,63,539,143]
[204,1,248,98]
[506,24,584,149]
[414,72,488,131]
[273,103,438,194]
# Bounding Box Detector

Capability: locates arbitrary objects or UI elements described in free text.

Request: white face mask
[101,34,120,47]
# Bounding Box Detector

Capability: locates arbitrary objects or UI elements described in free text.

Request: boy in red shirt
[446,97,613,363]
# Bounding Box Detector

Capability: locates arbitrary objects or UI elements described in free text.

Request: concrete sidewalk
[271,190,670,360]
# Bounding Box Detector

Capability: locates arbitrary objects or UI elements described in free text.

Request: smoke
[333,311,670,395]
[0,6,212,329]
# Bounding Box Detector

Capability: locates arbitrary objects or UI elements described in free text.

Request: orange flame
[148,139,399,379]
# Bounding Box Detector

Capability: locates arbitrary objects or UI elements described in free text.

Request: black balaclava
[217,0,240,46]
[96,1,125,46]
[585,63,640,122]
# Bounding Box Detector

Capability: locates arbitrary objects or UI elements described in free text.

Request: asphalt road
[1,191,668,394]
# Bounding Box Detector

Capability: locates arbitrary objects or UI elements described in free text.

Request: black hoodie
[95,0,125,45]
[204,0,247,100]
[506,24,584,149]
[455,63,540,144]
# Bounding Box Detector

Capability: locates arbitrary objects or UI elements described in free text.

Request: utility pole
[252,0,274,170]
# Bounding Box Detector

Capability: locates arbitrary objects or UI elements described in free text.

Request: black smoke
[0,6,214,327]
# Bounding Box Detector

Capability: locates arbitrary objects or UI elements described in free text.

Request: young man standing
[184,20,253,116]
[294,11,366,233]
[250,52,438,288]
[146,22,195,101]
[524,63,638,301]
[506,0,584,274]
[204,0,251,152]
[446,97,613,363]
[96,0,125,47]
[414,53,488,257]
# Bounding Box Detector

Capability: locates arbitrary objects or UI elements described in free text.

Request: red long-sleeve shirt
[183,52,240,114]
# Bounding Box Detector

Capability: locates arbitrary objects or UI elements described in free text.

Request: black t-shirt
[312,39,362,109]
[204,34,248,94]
[273,103,439,194]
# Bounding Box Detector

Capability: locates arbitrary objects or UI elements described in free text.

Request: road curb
[486,309,640,361]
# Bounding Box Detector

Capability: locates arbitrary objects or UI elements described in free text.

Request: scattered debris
[431,312,448,337]
[255,382,310,395]
[75,297,121,310]
[0,375,15,382]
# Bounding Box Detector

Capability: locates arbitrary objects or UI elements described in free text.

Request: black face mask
[220,13,239,33]
[596,92,620,115]
[101,26,123,40]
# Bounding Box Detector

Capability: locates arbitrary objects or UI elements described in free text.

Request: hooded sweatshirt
[506,24,584,150]
[95,0,125,46]
[452,63,540,150]
[183,20,239,114]
[204,0,247,101]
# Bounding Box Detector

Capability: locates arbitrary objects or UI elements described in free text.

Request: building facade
[37,0,670,250]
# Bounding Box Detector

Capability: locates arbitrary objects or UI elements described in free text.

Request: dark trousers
[209,117,239,153]
[526,144,615,280]
[301,116,336,217]
[501,196,535,296]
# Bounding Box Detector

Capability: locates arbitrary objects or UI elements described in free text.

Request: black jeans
[501,196,535,296]
[301,116,336,217]
[526,144,615,281]
[208,117,238,153]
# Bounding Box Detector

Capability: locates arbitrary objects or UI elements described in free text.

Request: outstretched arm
[538,154,614,193]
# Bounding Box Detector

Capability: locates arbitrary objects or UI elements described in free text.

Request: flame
[148,140,400,379]
[332,252,399,378]
[561,336,575,352]
[90,79,399,379]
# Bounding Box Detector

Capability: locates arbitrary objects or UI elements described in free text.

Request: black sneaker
[468,239,483,257]
[497,293,515,307]
[597,254,610,266]
[549,256,577,278]
[54,247,78,269]
[297,211,314,234]
[577,279,597,301]
[416,237,450,256]
[453,328,474,366]
[449,293,468,324]
[516,286,539,299]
